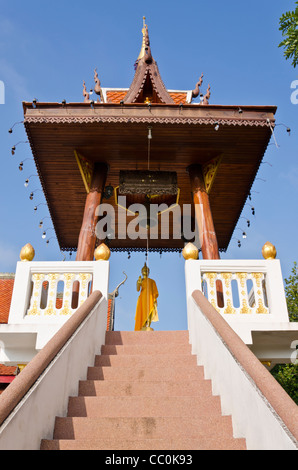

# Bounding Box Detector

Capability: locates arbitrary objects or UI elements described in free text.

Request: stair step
[67,396,222,418]
[53,416,235,440]
[87,365,205,382]
[105,330,189,345]
[78,379,212,397]
[101,343,192,356]
[40,330,247,451]
[41,437,247,451]
[94,353,197,368]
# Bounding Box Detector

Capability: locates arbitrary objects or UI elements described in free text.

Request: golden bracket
[202,156,222,194]
[74,150,94,194]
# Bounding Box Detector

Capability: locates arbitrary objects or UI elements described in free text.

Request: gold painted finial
[262,242,277,260]
[20,243,35,262]
[137,17,147,61]
[94,243,111,261]
[182,243,199,261]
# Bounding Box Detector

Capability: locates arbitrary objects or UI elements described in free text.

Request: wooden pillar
[72,163,108,307]
[187,164,220,260]
[76,162,109,261]
[187,164,223,307]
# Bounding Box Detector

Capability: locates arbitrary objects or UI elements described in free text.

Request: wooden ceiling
[23,102,276,252]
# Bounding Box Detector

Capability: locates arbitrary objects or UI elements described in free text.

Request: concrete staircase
[40,331,246,450]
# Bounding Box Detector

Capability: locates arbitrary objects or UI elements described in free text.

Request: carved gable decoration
[124,23,174,105]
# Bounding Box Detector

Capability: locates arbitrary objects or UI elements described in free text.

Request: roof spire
[137,17,147,62]
[125,18,174,104]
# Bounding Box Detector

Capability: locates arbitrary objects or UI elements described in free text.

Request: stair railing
[189,289,298,450]
[0,291,107,450]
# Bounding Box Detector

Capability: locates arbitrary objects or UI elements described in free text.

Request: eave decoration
[74,150,94,193]
[202,156,222,194]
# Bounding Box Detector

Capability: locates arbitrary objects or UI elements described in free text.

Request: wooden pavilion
[22,19,276,262]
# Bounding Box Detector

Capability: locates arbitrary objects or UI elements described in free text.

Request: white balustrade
[185,259,290,342]
[27,271,93,318]
[8,261,109,325]
[201,271,268,316]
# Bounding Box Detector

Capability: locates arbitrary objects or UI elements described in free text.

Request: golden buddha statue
[134,263,159,331]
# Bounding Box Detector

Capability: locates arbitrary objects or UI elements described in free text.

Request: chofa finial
[202,84,211,105]
[191,73,204,99]
[83,81,90,103]
[94,68,104,102]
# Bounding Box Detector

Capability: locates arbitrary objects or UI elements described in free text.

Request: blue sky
[0,0,297,331]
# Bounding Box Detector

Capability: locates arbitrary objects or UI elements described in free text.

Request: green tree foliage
[271,364,298,405]
[284,261,298,322]
[279,2,298,68]
[270,262,298,405]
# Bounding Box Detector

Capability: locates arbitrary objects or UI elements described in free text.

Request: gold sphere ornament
[94,243,111,261]
[262,242,277,260]
[20,243,35,262]
[182,243,199,260]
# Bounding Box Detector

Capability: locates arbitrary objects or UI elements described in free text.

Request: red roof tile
[0,365,18,376]
[106,91,127,103]
[0,277,14,324]
[105,90,188,105]
[169,92,188,105]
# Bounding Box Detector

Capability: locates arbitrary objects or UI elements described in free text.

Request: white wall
[187,296,297,450]
[185,260,298,450]
[0,295,108,450]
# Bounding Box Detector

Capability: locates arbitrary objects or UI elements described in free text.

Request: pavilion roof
[22,19,277,254]
[23,102,276,253]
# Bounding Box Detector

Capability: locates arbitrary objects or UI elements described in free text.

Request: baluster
[61,273,76,315]
[236,272,252,314]
[78,273,92,306]
[221,272,236,314]
[44,273,60,316]
[251,273,269,314]
[27,273,45,316]
[203,272,220,312]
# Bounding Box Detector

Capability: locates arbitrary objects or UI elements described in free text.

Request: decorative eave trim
[24,115,273,127]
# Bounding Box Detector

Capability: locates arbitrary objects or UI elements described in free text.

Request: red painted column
[187,164,220,260]
[187,164,223,307]
[76,162,109,261]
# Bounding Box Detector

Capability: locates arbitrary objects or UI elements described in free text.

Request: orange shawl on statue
[134,277,159,331]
